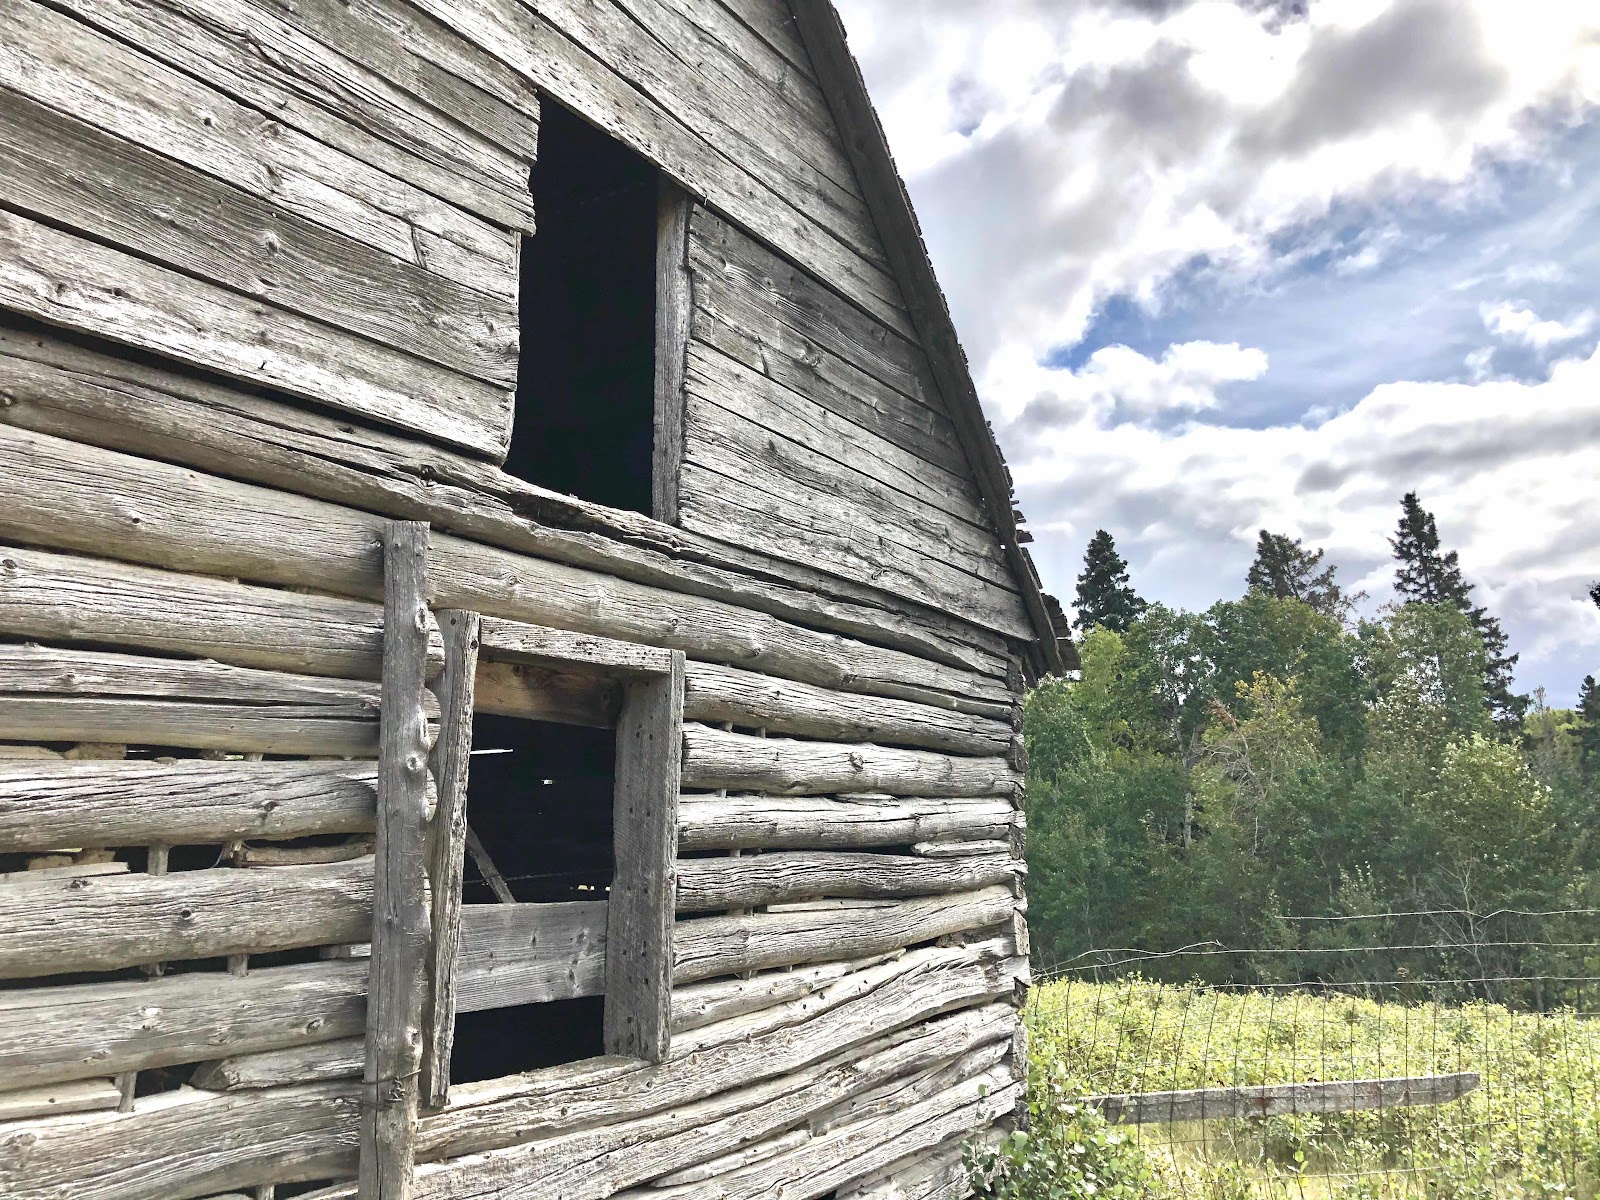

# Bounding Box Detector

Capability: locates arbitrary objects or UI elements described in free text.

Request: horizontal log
[914,838,1015,859]
[0,546,442,681]
[479,618,678,676]
[0,1082,359,1200]
[0,324,1013,680]
[670,959,865,1033]
[455,901,608,1012]
[0,759,381,853]
[677,795,1017,851]
[191,1037,365,1091]
[0,425,1008,712]
[472,658,621,728]
[681,662,1012,756]
[0,960,367,1090]
[0,697,381,757]
[1087,1073,1483,1125]
[650,1127,812,1187]
[0,1078,121,1120]
[0,858,373,979]
[681,725,1022,798]
[672,886,1017,983]
[676,851,1019,912]
[826,1130,980,1200]
[809,1036,1010,1136]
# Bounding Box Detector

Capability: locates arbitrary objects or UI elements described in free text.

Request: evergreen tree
[1073,530,1148,635]
[1578,675,1600,782]
[1245,529,1352,619]
[1389,492,1526,736]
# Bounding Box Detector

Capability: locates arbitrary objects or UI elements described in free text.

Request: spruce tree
[1578,674,1600,782]
[1245,529,1351,619]
[1389,492,1526,735]
[1073,529,1147,635]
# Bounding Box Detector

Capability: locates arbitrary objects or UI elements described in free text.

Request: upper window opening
[510,99,659,514]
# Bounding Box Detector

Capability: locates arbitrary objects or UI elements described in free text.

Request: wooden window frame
[420,613,684,1108]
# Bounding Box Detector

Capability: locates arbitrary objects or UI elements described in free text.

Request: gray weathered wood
[681,724,1022,797]
[673,886,1017,983]
[0,1082,360,1200]
[233,840,375,868]
[192,1038,366,1092]
[479,617,677,677]
[454,901,609,1013]
[0,1078,122,1121]
[649,1128,812,1187]
[675,850,1020,912]
[361,521,432,1200]
[0,325,1012,679]
[682,661,1012,756]
[0,697,381,758]
[472,658,622,728]
[671,959,862,1034]
[1087,1073,1483,1126]
[0,859,374,979]
[422,610,480,1109]
[0,959,367,1091]
[0,209,510,458]
[677,794,1016,851]
[605,654,685,1060]
[0,546,440,683]
[0,758,379,853]
[810,1035,1011,1135]
[654,182,693,524]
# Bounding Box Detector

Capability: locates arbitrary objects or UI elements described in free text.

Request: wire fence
[1021,911,1600,1199]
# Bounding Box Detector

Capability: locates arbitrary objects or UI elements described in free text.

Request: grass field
[1009,978,1600,1200]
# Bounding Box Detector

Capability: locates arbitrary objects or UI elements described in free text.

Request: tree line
[1027,494,1600,999]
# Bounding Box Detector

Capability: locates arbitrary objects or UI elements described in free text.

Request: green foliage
[1246,529,1355,621]
[1073,530,1148,635]
[1578,676,1600,782]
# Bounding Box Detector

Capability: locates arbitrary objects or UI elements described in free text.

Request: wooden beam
[605,653,685,1061]
[676,794,1017,851]
[1086,1073,1482,1125]
[192,1039,365,1092]
[478,616,678,677]
[653,181,692,524]
[0,1079,121,1121]
[360,521,432,1200]
[675,850,1020,912]
[454,901,609,1012]
[471,658,621,728]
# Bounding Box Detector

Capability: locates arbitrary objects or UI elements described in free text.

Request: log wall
[0,1,1033,1198]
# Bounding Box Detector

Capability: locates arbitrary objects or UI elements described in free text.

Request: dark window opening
[509,99,659,514]
[448,711,616,1084]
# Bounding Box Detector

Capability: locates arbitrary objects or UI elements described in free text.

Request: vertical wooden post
[360,521,431,1200]
[420,609,479,1109]
[652,180,692,525]
[604,650,684,1062]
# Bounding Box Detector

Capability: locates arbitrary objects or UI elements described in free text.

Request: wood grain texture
[1087,1073,1482,1125]
[0,324,1012,678]
[0,1079,122,1121]
[676,794,1017,851]
[682,661,1012,756]
[479,617,677,677]
[360,521,432,1200]
[472,658,622,728]
[672,885,1017,982]
[675,849,1020,912]
[422,610,479,1109]
[191,1038,366,1092]
[681,724,1023,798]
[0,697,380,757]
[0,959,367,1090]
[454,901,608,1012]
[0,209,510,458]
[605,656,685,1060]
[0,859,374,979]
[654,182,692,524]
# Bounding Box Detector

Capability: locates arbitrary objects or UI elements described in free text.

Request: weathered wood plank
[682,661,1011,756]
[675,850,1019,912]
[422,611,479,1109]
[0,960,367,1091]
[677,794,1018,852]
[51,0,535,227]
[0,324,1013,678]
[192,1038,366,1092]
[360,521,432,1200]
[0,1083,360,1200]
[681,725,1023,798]
[0,0,515,299]
[0,859,374,979]
[0,749,380,857]
[0,209,510,458]
[0,88,518,384]
[479,617,677,677]
[0,697,381,758]
[605,656,685,1060]
[0,424,1010,712]
[1087,1073,1483,1125]
[654,182,692,524]
[670,959,860,1034]
[673,886,1016,983]
[454,901,608,1012]
[472,658,622,728]
[0,547,440,683]
[0,1078,122,1121]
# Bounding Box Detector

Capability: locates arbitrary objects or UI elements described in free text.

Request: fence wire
[1021,911,1600,1199]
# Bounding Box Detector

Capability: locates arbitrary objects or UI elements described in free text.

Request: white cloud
[1480,301,1597,349]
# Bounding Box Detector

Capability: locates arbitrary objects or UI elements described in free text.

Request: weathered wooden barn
[0,0,1068,1195]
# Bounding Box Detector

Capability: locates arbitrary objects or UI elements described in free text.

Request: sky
[833,0,1600,706]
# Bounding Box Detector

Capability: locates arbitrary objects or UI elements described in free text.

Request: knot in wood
[405,752,427,774]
